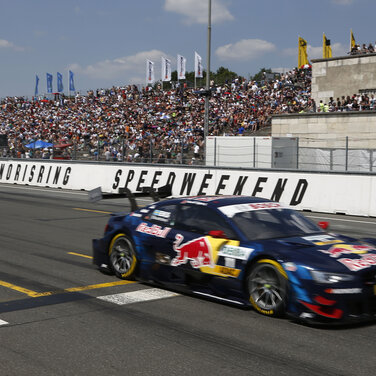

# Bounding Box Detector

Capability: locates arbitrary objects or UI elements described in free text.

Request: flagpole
[204,0,211,164]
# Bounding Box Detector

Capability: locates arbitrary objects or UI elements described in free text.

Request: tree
[250,68,273,83]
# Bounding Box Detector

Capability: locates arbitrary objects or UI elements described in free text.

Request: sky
[0,0,374,98]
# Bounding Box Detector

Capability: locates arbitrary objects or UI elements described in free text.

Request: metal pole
[253,137,256,168]
[204,0,211,165]
[214,137,217,166]
[296,137,299,170]
[345,136,348,171]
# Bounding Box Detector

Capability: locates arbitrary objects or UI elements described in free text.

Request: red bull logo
[320,244,373,258]
[171,234,213,268]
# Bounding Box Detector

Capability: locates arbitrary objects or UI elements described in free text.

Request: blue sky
[0,0,373,98]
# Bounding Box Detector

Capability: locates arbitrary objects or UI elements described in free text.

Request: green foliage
[161,66,241,89]
[250,68,273,83]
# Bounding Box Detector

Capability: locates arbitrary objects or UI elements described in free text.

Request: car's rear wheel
[108,234,137,279]
[247,259,288,317]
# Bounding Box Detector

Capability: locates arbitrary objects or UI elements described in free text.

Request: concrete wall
[272,111,376,148]
[311,54,376,105]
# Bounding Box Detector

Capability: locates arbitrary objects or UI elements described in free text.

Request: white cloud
[215,39,276,61]
[164,0,234,24]
[69,50,171,81]
[0,39,24,51]
[331,0,354,5]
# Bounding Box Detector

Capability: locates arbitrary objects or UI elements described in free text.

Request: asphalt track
[0,183,375,376]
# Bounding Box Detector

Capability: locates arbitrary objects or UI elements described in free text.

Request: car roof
[157,195,272,209]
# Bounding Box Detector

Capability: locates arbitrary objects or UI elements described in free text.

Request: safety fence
[2,135,376,171]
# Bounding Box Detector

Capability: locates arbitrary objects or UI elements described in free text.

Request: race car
[92,191,376,324]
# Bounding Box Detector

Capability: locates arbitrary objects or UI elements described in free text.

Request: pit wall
[1,159,376,217]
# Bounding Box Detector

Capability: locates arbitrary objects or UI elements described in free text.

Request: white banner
[146,60,155,84]
[1,160,376,216]
[177,54,186,80]
[161,57,171,82]
[195,51,203,78]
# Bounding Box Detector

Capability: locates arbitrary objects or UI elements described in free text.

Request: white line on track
[305,214,376,225]
[97,288,179,305]
[0,319,9,326]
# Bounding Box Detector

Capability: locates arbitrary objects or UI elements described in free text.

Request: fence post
[214,137,217,166]
[97,136,100,161]
[181,139,183,164]
[330,149,333,171]
[296,137,299,170]
[150,141,153,163]
[122,138,125,162]
[370,150,373,172]
[345,136,348,171]
[73,141,77,160]
[253,137,256,168]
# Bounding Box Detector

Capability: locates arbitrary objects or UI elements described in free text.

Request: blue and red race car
[92,192,376,324]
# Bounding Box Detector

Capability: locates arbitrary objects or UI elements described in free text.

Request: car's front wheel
[108,234,137,279]
[247,259,288,317]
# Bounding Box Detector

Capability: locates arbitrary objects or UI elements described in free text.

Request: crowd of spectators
[318,93,376,113]
[1,68,313,163]
[350,42,376,55]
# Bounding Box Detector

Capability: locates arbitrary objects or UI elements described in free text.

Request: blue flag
[35,75,39,96]
[57,72,63,92]
[46,73,53,93]
[69,70,75,91]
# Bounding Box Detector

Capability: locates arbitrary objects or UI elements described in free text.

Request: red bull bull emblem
[171,234,214,268]
[320,244,373,258]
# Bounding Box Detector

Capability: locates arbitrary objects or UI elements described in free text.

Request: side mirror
[208,230,227,239]
[318,221,329,230]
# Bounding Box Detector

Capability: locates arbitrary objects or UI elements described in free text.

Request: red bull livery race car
[92,192,376,324]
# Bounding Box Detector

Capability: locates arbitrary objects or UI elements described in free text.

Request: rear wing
[88,184,172,212]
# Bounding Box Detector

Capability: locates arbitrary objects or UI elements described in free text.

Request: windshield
[230,208,323,241]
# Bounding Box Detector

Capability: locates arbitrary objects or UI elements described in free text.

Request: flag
[57,72,63,92]
[177,54,186,80]
[34,75,39,96]
[195,52,203,78]
[298,37,309,67]
[161,57,171,82]
[323,33,332,59]
[46,73,53,93]
[146,60,154,84]
[350,29,356,50]
[69,70,75,91]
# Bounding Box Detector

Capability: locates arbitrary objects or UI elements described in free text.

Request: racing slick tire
[247,259,288,317]
[108,234,137,280]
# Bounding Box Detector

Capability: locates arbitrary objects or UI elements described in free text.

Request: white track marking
[0,319,9,326]
[97,288,179,305]
[305,214,376,226]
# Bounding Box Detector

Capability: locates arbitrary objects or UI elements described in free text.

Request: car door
[170,203,243,281]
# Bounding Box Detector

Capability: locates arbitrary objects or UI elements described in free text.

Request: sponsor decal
[320,244,373,258]
[111,168,308,206]
[171,234,213,268]
[215,265,241,278]
[130,212,142,217]
[327,288,362,294]
[303,235,343,246]
[283,262,297,272]
[300,312,314,319]
[180,200,207,206]
[219,202,282,218]
[135,222,171,238]
[218,245,253,260]
[0,162,71,186]
[337,254,376,272]
[150,209,171,222]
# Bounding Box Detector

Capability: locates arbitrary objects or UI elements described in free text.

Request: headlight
[310,270,354,284]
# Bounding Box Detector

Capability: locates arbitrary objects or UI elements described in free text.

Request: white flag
[195,51,203,78]
[177,54,186,80]
[146,60,155,84]
[161,57,171,82]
